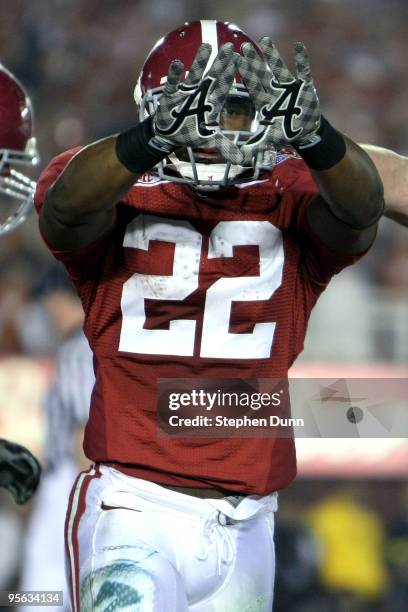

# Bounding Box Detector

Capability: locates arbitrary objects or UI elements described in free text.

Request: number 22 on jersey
[119,215,284,359]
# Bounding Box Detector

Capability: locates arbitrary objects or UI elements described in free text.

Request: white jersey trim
[66,466,96,612]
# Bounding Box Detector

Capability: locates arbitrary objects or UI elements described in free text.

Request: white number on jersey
[119,215,202,356]
[201,221,283,358]
[119,215,284,359]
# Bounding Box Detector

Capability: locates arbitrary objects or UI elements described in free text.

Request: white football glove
[149,42,244,165]
[237,38,322,164]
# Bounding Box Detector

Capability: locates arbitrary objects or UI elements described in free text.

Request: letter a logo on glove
[157,77,215,138]
[260,78,303,139]
[150,42,244,165]
[237,38,322,164]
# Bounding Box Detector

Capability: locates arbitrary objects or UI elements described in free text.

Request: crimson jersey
[35,149,362,495]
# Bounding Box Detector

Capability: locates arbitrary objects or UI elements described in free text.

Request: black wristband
[295,116,346,171]
[115,117,169,175]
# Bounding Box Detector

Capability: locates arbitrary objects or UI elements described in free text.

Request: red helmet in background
[134,21,271,189]
[0,64,39,236]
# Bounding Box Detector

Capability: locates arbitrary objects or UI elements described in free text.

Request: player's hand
[149,42,244,164]
[237,38,321,163]
[0,438,41,504]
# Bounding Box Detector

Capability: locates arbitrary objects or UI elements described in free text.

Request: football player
[34,21,384,611]
[0,64,41,505]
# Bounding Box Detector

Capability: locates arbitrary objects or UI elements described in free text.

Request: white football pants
[65,465,277,611]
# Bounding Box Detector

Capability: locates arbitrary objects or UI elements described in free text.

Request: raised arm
[360,144,408,227]
[40,136,137,250]
[40,43,243,250]
[238,39,384,254]
[305,135,384,254]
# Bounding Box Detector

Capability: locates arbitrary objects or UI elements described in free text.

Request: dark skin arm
[306,136,384,254]
[42,104,247,250]
[40,136,138,250]
[41,129,383,255]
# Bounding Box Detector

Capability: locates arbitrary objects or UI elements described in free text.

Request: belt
[159,484,247,500]
[100,464,247,500]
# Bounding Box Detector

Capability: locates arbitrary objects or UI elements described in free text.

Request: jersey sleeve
[34,148,82,215]
[272,156,372,362]
[34,148,114,289]
[274,156,369,288]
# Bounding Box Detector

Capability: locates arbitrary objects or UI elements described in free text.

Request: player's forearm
[46,118,171,223]
[309,136,384,228]
[46,136,138,222]
[360,144,408,227]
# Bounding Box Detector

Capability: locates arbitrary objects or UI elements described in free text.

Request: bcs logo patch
[137,172,161,184]
[276,147,301,166]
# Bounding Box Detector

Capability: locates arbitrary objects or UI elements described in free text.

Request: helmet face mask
[135,20,275,190]
[0,65,39,236]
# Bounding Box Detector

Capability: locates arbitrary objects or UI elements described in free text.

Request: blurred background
[0,1,407,611]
